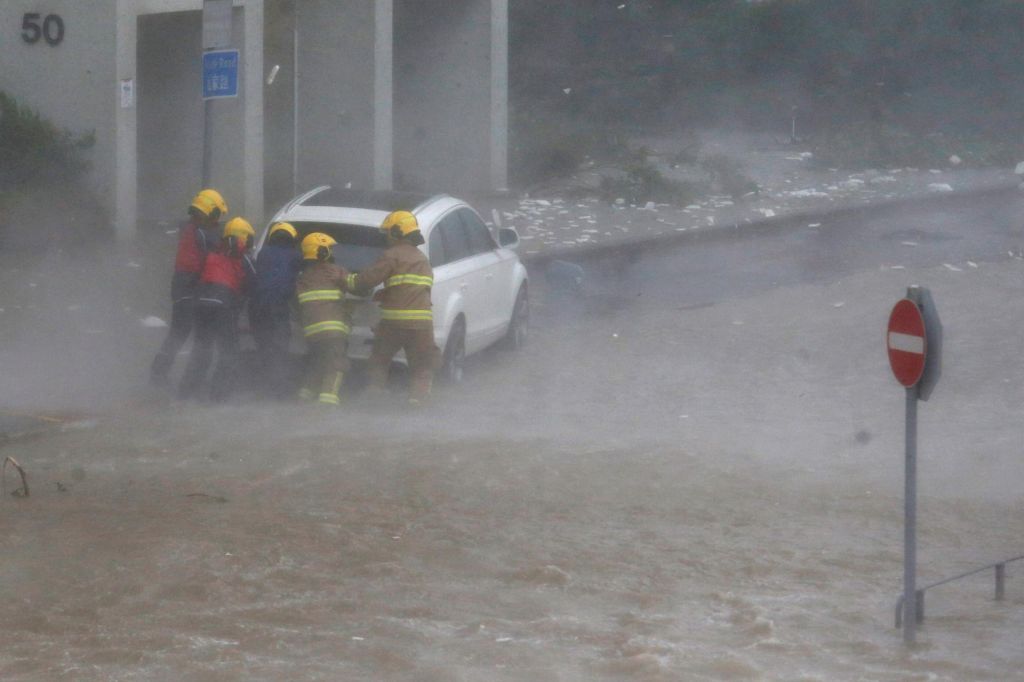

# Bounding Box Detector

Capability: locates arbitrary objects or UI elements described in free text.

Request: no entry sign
[888,286,940,645]
[887,298,927,387]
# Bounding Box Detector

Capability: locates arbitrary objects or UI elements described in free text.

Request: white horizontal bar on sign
[888,332,925,354]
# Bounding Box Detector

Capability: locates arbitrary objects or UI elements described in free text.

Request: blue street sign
[202,49,239,99]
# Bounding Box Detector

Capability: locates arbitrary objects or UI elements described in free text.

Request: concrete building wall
[136,10,204,224]
[135,7,250,226]
[296,0,387,193]
[115,0,263,235]
[262,0,297,210]
[394,0,506,194]
[0,1,118,207]
[1,0,503,232]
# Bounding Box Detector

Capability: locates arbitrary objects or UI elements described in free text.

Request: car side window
[428,226,447,267]
[459,209,496,255]
[438,212,471,263]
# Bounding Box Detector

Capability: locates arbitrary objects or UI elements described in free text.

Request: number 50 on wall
[22,13,64,46]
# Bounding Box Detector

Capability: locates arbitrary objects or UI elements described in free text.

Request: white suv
[259,187,529,381]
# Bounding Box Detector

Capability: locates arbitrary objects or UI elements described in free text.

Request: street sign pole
[886,284,934,645]
[903,381,918,644]
[886,285,940,645]
[202,99,213,186]
[201,0,233,187]
[901,285,923,644]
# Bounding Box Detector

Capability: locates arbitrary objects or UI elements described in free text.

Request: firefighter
[251,222,302,399]
[178,217,257,402]
[347,210,438,405]
[150,189,228,385]
[295,232,352,406]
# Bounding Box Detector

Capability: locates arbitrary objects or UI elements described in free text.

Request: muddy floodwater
[3,231,1024,679]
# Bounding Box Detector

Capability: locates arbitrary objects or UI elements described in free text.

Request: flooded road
[3,194,1024,680]
[556,187,1024,311]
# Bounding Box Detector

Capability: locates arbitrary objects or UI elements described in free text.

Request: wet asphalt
[537,188,1024,312]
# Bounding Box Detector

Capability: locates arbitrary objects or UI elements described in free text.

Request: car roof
[303,188,436,212]
[274,187,465,230]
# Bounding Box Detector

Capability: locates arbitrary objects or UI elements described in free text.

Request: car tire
[440,317,466,384]
[501,285,528,351]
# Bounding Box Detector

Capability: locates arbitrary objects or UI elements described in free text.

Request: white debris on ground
[140,316,168,328]
[484,130,1019,260]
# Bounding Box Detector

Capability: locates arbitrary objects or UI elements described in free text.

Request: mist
[3,1,1024,679]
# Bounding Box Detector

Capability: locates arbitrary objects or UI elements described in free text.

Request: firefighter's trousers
[251,299,293,399]
[301,334,349,405]
[151,296,195,381]
[368,323,439,401]
[178,303,241,402]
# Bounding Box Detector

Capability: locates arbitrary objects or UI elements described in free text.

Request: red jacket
[173,219,213,274]
[170,220,216,302]
[196,245,255,309]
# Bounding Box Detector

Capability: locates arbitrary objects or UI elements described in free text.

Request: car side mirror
[498,227,520,249]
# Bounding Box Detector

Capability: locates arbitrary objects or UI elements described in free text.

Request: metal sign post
[887,285,941,644]
[201,0,233,186]
[903,380,919,644]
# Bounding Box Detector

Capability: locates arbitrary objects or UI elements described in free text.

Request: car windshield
[290,221,387,272]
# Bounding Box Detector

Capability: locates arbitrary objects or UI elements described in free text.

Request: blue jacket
[253,244,301,308]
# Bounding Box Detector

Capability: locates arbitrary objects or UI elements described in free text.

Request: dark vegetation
[0,91,104,248]
[0,91,93,187]
[510,0,1024,194]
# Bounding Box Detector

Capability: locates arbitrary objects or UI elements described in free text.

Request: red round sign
[887,298,927,387]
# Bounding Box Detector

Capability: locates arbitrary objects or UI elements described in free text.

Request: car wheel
[440,318,466,384]
[501,286,528,351]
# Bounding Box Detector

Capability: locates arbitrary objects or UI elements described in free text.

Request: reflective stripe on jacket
[296,261,351,339]
[350,242,433,330]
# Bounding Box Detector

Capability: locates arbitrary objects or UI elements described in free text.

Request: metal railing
[895,554,1024,628]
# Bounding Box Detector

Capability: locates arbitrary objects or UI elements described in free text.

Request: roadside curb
[522,181,1020,267]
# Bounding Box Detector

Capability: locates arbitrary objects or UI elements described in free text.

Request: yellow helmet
[381,210,422,243]
[269,222,298,240]
[190,188,228,218]
[189,193,216,218]
[223,217,255,249]
[301,232,337,261]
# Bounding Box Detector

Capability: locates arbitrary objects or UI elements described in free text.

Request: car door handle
[460,282,469,290]
[485,273,494,280]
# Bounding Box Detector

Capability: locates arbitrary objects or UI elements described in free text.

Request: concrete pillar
[296,0,389,192]
[242,0,264,225]
[115,0,139,238]
[394,0,506,194]
[374,0,394,190]
[490,0,508,192]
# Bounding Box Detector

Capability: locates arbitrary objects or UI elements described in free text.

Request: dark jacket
[253,244,301,308]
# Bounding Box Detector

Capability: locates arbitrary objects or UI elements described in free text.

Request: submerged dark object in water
[545,260,585,294]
